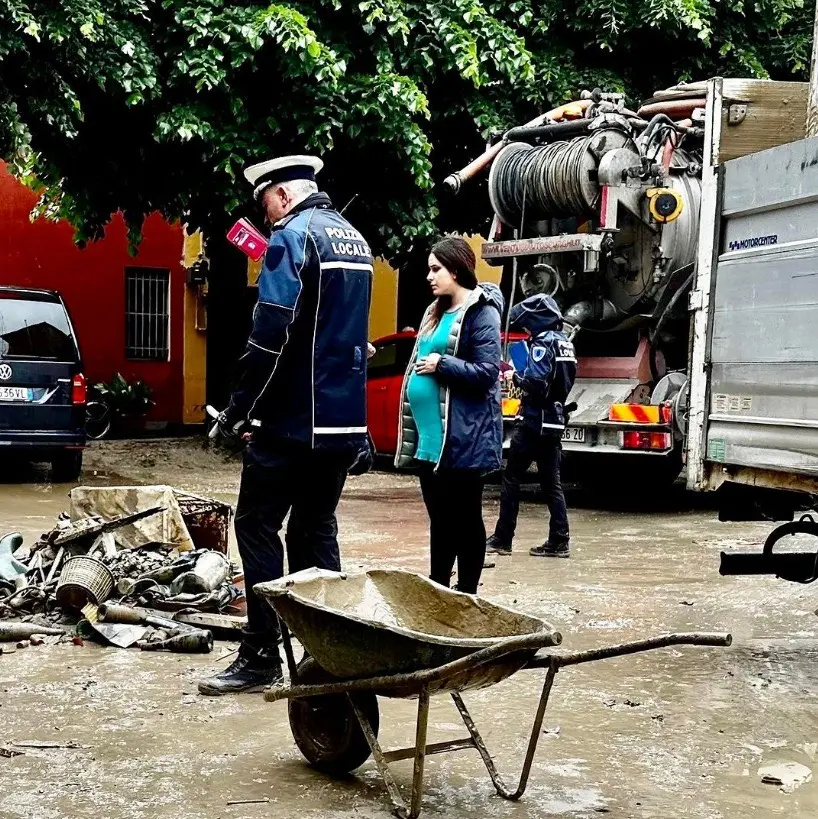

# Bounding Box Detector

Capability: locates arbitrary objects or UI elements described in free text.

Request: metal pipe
[527,632,732,670]
[563,298,620,327]
[97,602,196,632]
[410,689,431,818]
[264,630,562,702]
[451,664,558,801]
[442,141,507,194]
[0,622,68,641]
[350,699,409,818]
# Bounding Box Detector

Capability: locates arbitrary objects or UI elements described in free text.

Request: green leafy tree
[0,0,812,260]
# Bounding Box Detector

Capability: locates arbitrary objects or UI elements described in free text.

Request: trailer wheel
[288,657,379,775]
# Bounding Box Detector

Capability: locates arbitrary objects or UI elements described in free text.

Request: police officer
[485,294,577,558]
[199,155,373,695]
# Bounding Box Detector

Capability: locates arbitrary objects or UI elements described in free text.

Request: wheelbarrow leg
[410,688,431,819]
[451,665,558,800]
[350,687,432,819]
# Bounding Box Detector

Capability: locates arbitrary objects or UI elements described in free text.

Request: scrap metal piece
[54,506,165,548]
[87,621,148,649]
[0,622,67,642]
[138,629,213,653]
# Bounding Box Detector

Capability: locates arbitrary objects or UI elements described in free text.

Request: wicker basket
[56,556,115,610]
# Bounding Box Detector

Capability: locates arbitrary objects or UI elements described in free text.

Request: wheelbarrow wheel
[288,657,379,775]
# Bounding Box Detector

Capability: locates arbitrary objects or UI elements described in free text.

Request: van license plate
[562,427,585,443]
[0,387,31,402]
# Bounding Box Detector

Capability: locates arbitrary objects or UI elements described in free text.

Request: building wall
[0,161,188,424]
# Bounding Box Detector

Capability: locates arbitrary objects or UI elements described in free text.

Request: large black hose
[490,139,596,224]
[503,119,591,143]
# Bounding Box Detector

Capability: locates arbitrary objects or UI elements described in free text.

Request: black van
[0,287,86,481]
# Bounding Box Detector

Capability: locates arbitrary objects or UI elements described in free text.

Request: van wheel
[51,451,83,482]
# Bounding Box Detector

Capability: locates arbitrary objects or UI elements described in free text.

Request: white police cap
[243,155,323,201]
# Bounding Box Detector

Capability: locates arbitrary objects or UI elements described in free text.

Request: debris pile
[0,486,242,654]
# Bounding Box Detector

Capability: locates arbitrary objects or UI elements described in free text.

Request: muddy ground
[1,438,816,819]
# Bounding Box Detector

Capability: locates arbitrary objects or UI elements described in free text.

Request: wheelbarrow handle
[265,630,562,702]
[527,631,732,670]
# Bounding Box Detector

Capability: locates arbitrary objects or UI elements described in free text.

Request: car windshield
[0,296,77,361]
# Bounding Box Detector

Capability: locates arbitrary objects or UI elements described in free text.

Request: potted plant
[92,373,155,437]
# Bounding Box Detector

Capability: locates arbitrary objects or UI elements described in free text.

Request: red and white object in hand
[226,218,267,261]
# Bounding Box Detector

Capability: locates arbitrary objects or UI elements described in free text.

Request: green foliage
[0,0,812,261]
[93,372,154,417]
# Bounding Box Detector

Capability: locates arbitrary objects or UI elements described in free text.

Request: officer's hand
[348,438,374,476]
[367,342,376,360]
[415,353,441,374]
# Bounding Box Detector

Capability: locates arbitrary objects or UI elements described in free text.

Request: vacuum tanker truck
[446,77,809,486]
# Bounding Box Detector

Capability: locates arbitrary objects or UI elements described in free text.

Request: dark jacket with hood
[395,283,504,473]
[509,294,577,432]
[225,192,373,454]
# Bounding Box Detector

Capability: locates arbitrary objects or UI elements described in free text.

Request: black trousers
[419,466,486,594]
[494,423,569,547]
[235,441,349,653]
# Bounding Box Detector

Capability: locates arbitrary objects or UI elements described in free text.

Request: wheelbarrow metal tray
[255,568,559,684]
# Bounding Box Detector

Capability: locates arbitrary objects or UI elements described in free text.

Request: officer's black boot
[198,644,283,696]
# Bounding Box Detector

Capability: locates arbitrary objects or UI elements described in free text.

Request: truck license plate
[562,427,585,443]
[0,387,31,402]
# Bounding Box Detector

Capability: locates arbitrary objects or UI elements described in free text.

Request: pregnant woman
[395,236,503,594]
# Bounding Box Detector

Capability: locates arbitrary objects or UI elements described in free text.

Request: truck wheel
[51,451,83,483]
[288,657,379,775]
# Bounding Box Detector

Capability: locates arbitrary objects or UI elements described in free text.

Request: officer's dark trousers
[419,466,486,594]
[235,441,349,654]
[494,424,570,547]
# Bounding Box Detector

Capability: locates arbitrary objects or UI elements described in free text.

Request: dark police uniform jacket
[226,192,373,453]
[509,294,577,432]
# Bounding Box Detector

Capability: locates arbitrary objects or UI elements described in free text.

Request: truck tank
[483,102,703,344]
[445,87,709,473]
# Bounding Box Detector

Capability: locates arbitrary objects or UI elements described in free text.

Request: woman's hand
[415,353,441,374]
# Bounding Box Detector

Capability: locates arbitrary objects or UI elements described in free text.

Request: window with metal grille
[125,267,170,360]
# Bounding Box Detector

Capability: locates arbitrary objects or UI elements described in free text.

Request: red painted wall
[0,162,186,424]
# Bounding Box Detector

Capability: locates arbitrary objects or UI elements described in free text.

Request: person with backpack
[486,294,577,558]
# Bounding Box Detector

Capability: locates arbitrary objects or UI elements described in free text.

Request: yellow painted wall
[463,234,502,284]
[370,257,398,339]
[182,230,208,424]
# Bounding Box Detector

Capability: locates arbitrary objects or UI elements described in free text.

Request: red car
[366,330,526,458]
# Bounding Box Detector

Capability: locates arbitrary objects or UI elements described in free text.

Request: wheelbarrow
[257,568,731,819]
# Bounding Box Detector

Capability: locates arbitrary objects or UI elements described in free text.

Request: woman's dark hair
[422,237,478,333]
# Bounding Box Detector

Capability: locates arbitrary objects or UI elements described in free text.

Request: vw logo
[0,364,11,381]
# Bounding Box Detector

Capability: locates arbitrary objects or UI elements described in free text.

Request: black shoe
[486,535,512,555]
[529,542,570,558]
[198,650,283,696]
